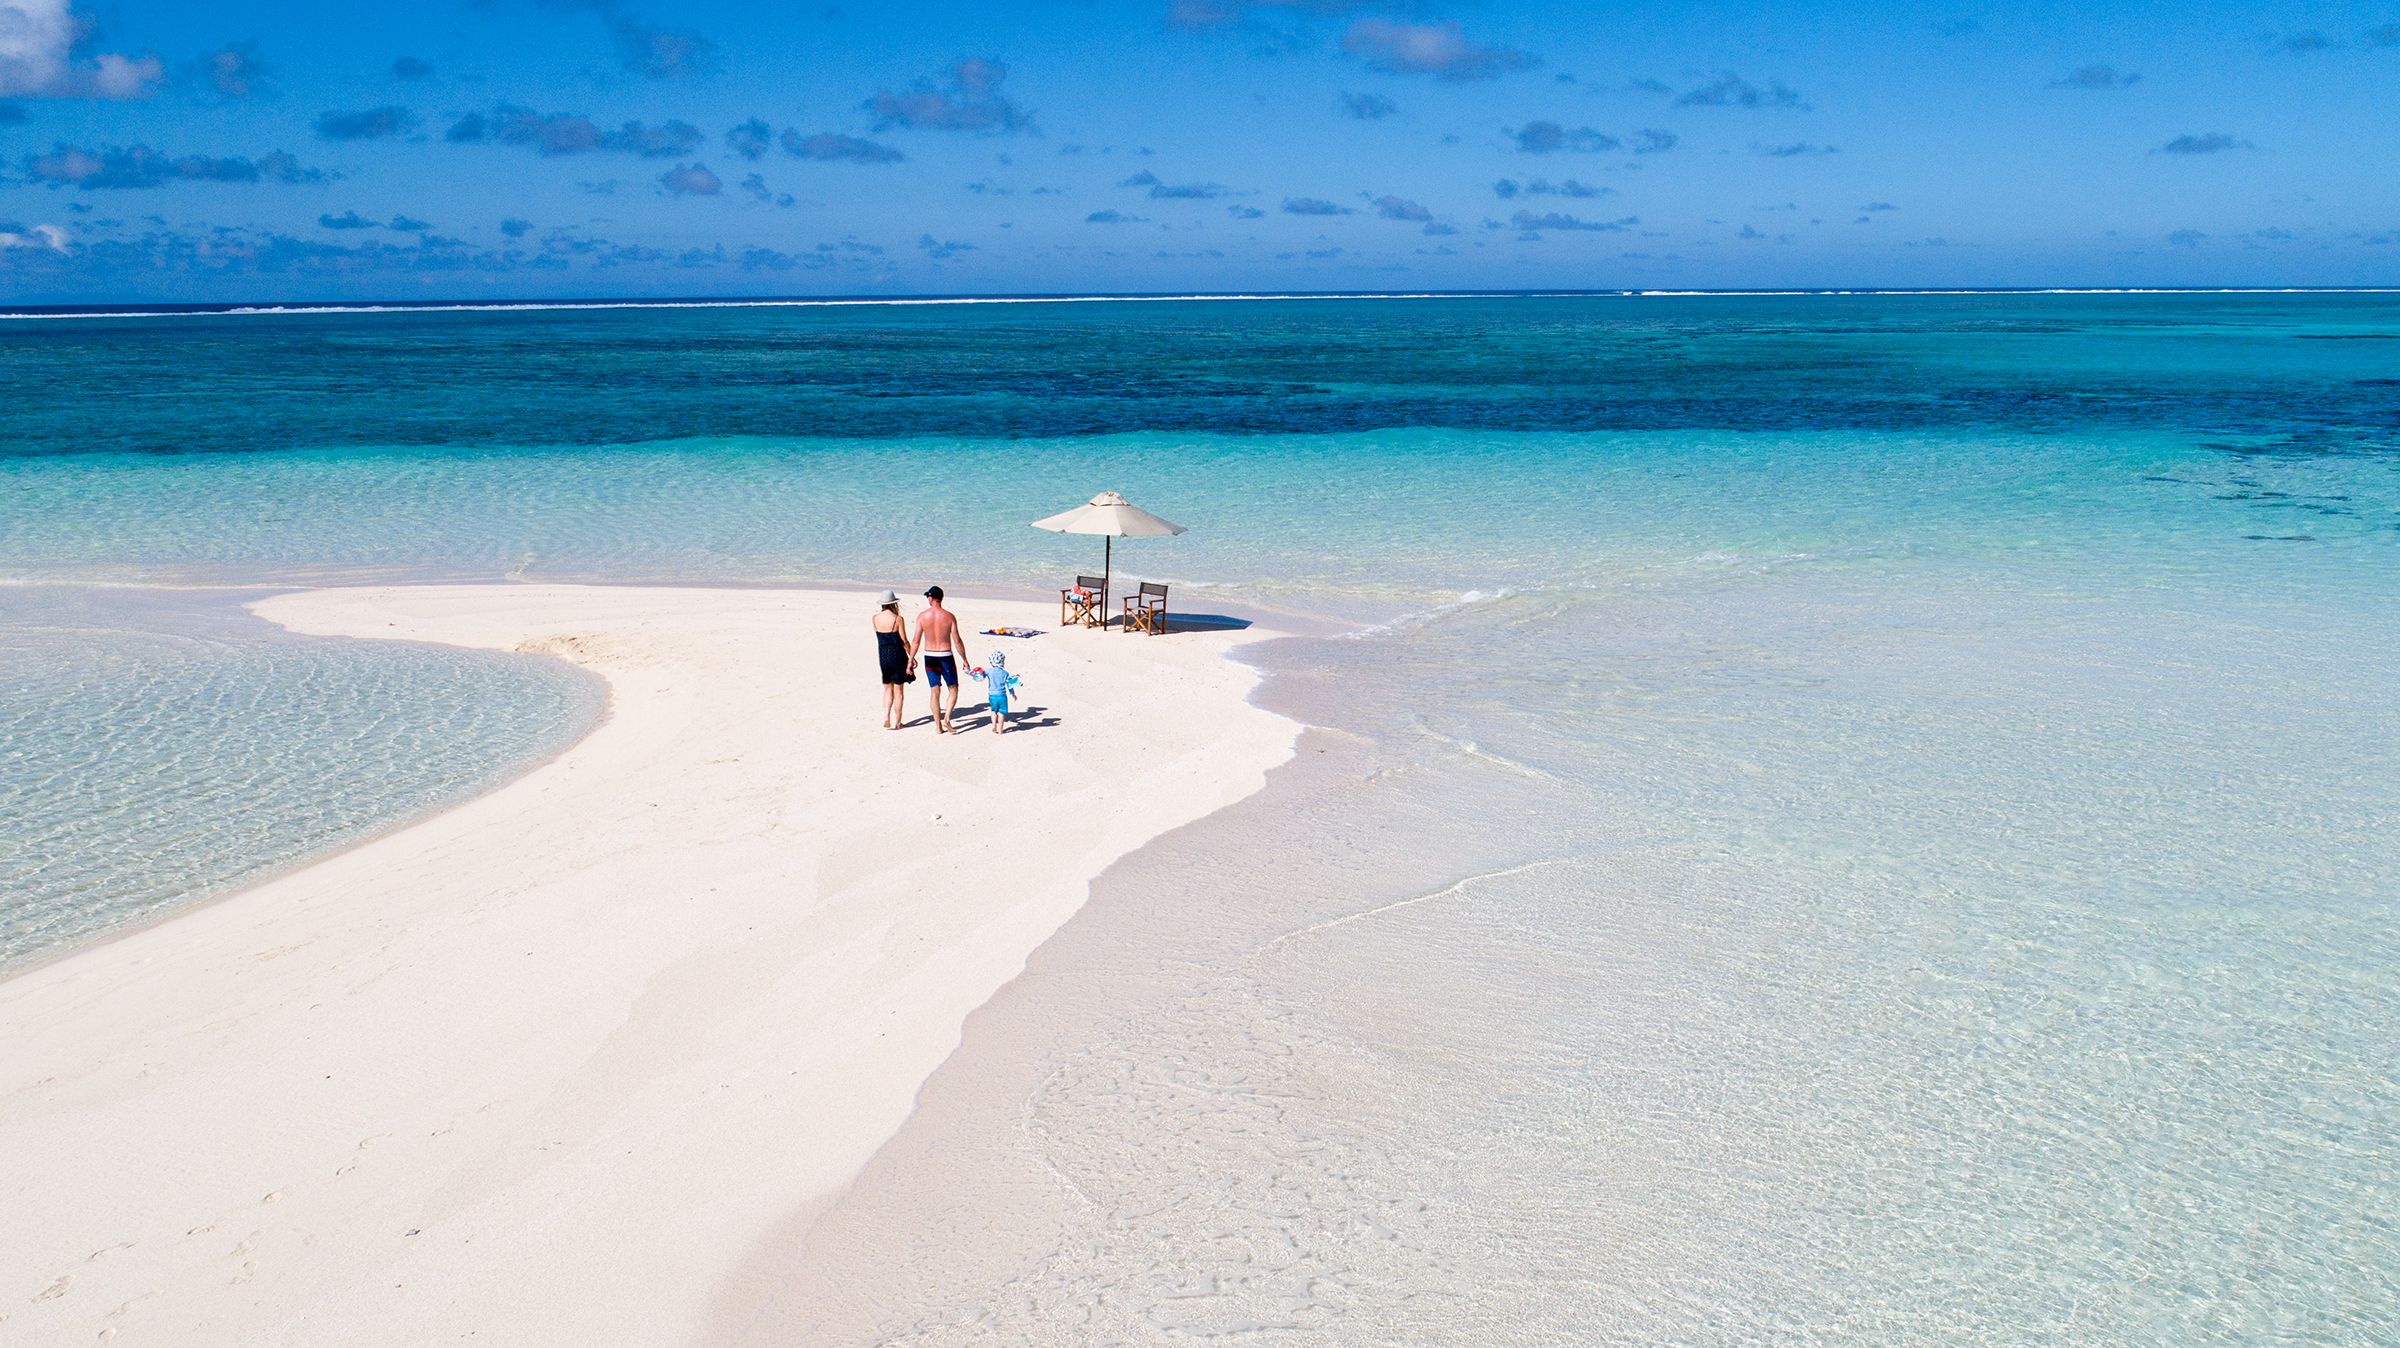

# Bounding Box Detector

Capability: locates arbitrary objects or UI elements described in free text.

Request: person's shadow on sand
[957,704,1060,733]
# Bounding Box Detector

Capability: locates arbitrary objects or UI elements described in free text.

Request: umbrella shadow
[1096,613,1251,635]
[1162,613,1250,634]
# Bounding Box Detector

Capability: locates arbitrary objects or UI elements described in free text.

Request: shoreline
[710,635,1551,1344]
[712,721,1397,1345]
[0,583,1300,1347]
[0,578,1331,985]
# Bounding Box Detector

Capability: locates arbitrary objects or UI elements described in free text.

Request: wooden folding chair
[1062,575,1109,627]
[1122,582,1168,635]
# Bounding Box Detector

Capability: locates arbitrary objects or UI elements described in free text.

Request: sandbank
[0,584,1297,1347]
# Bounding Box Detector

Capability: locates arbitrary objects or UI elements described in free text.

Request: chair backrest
[1138,582,1168,599]
[1076,575,1109,590]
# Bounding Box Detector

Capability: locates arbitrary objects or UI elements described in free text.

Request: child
[968,651,1022,735]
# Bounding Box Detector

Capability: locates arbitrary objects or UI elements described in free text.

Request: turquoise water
[0,588,600,970]
[2,294,2395,1339]
[910,551,2397,1343]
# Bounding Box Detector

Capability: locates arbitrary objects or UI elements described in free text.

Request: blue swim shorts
[922,654,957,687]
[988,694,1008,715]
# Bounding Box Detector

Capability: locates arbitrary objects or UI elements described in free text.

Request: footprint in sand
[34,1274,70,1300]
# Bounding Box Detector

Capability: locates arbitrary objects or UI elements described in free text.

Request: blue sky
[2,0,2396,300]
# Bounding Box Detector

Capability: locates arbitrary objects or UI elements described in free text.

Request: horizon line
[6,285,2398,321]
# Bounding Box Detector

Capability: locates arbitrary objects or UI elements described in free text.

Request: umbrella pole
[1103,535,1113,628]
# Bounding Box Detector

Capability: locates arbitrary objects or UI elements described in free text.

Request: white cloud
[0,0,162,99]
[0,0,71,96]
[1341,19,1533,82]
[0,0,72,96]
[659,162,721,196]
[87,51,160,98]
[28,146,102,180]
[0,222,69,251]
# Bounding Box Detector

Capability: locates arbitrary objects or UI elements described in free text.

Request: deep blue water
[5,293,2397,452]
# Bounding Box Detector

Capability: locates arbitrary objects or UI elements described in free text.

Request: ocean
[3,293,2394,1340]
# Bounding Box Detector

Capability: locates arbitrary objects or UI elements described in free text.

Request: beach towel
[981,627,1043,638]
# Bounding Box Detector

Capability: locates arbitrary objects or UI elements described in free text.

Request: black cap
[923,585,943,600]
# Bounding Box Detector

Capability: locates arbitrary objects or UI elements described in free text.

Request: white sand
[0,585,1297,1347]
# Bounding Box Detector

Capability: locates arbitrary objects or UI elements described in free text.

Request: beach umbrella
[1031,491,1186,621]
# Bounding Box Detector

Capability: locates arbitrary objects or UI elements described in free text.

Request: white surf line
[1450,737,1568,782]
[1397,710,1574,786]
[14,286,2393,321]
[1262,856,1576,950]
[0,292,1477,321]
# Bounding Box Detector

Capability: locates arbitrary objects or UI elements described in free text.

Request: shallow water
[0,588,600,971]
[763,450,2397,1342]
[838,567,2396,1343]
[3,294,2395,1339]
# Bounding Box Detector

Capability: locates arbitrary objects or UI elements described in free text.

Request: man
[915,585,973,734]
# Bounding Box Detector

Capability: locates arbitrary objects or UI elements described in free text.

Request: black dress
[877,629,914,685]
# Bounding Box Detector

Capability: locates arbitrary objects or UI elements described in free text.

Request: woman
[872,591,917,729]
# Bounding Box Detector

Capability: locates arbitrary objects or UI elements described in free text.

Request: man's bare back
[915,587,971,732]
[917,603,961,658]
